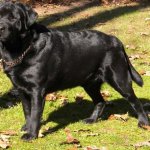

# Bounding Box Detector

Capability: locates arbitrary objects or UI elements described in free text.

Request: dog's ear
[16,3,38,29]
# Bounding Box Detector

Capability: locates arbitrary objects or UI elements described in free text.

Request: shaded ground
[34,0,150,32]
[34,0,98,17]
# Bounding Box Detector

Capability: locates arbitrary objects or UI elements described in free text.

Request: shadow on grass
[0,89,20,108]
[42,98,150,136]
[39,1,150,31]
[38,0,99,27]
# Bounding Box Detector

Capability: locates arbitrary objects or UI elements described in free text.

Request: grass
[1,2,150,150]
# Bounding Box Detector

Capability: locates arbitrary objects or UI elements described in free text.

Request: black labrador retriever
[0,2,149,141]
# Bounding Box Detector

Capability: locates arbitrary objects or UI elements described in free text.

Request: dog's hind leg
[82,82,106,124]
[107,68,149,127]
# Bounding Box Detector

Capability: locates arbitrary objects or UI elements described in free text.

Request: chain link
[2,46,31,68]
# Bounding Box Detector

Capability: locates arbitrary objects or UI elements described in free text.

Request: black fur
[0,2,149,141]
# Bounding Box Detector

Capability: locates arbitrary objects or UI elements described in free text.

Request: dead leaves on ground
[0,130,17,149]
[45,93,58,101]
[134,140,150,149]
[141,125,150,132]
[63,126,150,149]
[108,113,129,122]
[0,140,9,149]
[127,52,150,77]
[45,91,113,107]
[45,92,85,106]
[0,131,17,136]
[139,70,150,76]
[140,32,150,36]
[101,90,111,100]
[45,93,69,106]
[62,128,103,148]
[129,54,141,61]
[45,92,85,105]
[64,128,80,144]
[63,128,107,150]
[61,128,80,148]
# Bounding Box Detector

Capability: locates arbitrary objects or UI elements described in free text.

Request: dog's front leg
[21,90,45,141]
[20,93,31,132]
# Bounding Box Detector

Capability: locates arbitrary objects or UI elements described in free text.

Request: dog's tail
[128,59,143,86]
[122,44,143,87]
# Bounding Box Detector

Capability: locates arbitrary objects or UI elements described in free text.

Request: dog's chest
[6,67,34,90]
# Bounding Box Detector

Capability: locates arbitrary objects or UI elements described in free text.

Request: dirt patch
[34,0,95,17]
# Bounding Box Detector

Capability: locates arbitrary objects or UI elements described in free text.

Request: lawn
[0,1,150,150]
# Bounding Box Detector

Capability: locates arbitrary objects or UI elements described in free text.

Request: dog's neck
[1,30,34,71]
[2,30,33,57]
[1,23,47,71]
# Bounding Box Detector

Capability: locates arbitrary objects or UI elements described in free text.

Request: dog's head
[0,2,38,42]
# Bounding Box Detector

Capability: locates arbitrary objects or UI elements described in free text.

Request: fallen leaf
[101,90,111,98]
[140,32,149,36]
[134,140,150,149]
[0,130,17,136]
[0,134,10,142]
[129,54,141,61]
[0,130,17,149]
[0,139,10,149]
[38,130,44,138]
[108,113,129,121]
[141,125,150,131]
[61,128,80,145]
[45,93,57,101]
[139,70,146,75]
[145,71,150,76]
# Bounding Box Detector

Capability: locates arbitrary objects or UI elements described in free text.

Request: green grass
[1,2,150,150]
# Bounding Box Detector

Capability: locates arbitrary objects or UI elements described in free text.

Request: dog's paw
[83,118,96,124]
[21,124,28,132]
[138,118,150,128]
[21,133,37,141]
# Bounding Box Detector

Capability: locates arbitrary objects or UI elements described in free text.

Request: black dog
[0,2,149,141]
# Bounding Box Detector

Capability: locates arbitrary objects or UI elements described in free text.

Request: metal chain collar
[2,45,31,68]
